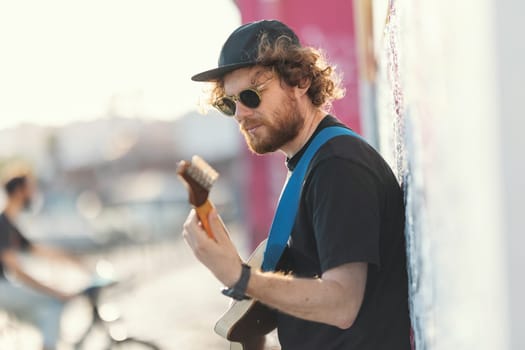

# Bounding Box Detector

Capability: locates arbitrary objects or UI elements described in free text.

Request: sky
[0,0,240,129]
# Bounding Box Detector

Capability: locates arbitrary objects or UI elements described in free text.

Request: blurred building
[0,111,241,248]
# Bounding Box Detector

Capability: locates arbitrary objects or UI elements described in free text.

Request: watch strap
[221,263,251,301]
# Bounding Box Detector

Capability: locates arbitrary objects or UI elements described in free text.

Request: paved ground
[0,223,266,350]
[105,239,234,349]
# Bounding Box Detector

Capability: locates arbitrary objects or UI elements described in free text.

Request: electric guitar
[177,156,277,350]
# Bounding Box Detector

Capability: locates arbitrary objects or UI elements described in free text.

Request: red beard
[240,100,304,154]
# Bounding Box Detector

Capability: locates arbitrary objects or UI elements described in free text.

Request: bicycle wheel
[110,337,160,350]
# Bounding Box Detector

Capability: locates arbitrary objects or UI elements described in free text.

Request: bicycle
[65,275,161,350]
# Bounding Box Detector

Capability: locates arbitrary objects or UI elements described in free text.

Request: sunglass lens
[239,89,261,109]
[216,97,236,116]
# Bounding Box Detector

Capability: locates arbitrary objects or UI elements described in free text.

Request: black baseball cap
[191,20,301,82]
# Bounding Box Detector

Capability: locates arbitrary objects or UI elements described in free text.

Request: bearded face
[22,194,32,210]
[21,181,35,211]
[223,67,307,155]
[239,91,304,154]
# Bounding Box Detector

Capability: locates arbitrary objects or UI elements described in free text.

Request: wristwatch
[221,263,252,301]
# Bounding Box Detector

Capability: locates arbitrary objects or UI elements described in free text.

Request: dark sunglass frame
[213,87,263,117]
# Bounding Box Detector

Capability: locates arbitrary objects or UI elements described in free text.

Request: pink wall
[237,0,360,129]
[235,0,361,248]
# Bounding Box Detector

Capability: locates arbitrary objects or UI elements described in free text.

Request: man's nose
[234,100,253,122]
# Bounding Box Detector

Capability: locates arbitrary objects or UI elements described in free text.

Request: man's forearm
[32,244,86,270]
[10,262,68,300]
[1,251,70,300]
[246,269,360,329]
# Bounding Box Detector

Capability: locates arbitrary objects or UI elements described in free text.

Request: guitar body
[214,239,278,350]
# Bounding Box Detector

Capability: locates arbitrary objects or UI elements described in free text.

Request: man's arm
[30,243,88,272]
[0,249,73,300]
[182,210,367,329]
[247,261,367,329]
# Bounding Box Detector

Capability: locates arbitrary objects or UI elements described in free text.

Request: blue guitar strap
[261,126,360,271]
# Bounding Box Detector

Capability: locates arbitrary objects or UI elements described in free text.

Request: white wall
[493,1,525,349]
[372,0,521,348]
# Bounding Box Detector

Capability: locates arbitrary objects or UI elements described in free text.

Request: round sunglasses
[213,85,265,117]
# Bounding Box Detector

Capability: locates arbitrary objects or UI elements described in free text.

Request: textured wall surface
[373,1,510,349]
[493,1,525,348]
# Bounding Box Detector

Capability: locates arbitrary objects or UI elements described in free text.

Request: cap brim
[191,62,255,82]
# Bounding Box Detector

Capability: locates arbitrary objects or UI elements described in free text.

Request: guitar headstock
[177,155,219,207]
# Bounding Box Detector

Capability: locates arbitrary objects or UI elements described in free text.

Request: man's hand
[54,291,76,302]
[182,209,243,287]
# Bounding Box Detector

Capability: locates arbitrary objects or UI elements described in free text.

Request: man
[182,20,411,349]
[0,174,85,349]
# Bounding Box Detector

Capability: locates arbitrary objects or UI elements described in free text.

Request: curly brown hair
[209,33,345,110]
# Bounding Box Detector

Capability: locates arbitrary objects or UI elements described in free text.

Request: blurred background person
[0,173,87,350]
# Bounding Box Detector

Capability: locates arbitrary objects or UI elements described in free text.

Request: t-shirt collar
[285,115,335,172]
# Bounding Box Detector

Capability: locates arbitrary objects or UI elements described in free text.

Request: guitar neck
[195,199,215,240]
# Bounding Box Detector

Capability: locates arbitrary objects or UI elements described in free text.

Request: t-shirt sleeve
[306,157,381,273]
[0,219,32,253]
[0,222,10,253]
[18,231,32,250]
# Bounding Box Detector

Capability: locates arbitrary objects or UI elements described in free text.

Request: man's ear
[293,78,311,99]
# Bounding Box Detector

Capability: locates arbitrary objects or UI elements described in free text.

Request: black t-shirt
[275,116,410,350]
[0,212,32,278]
